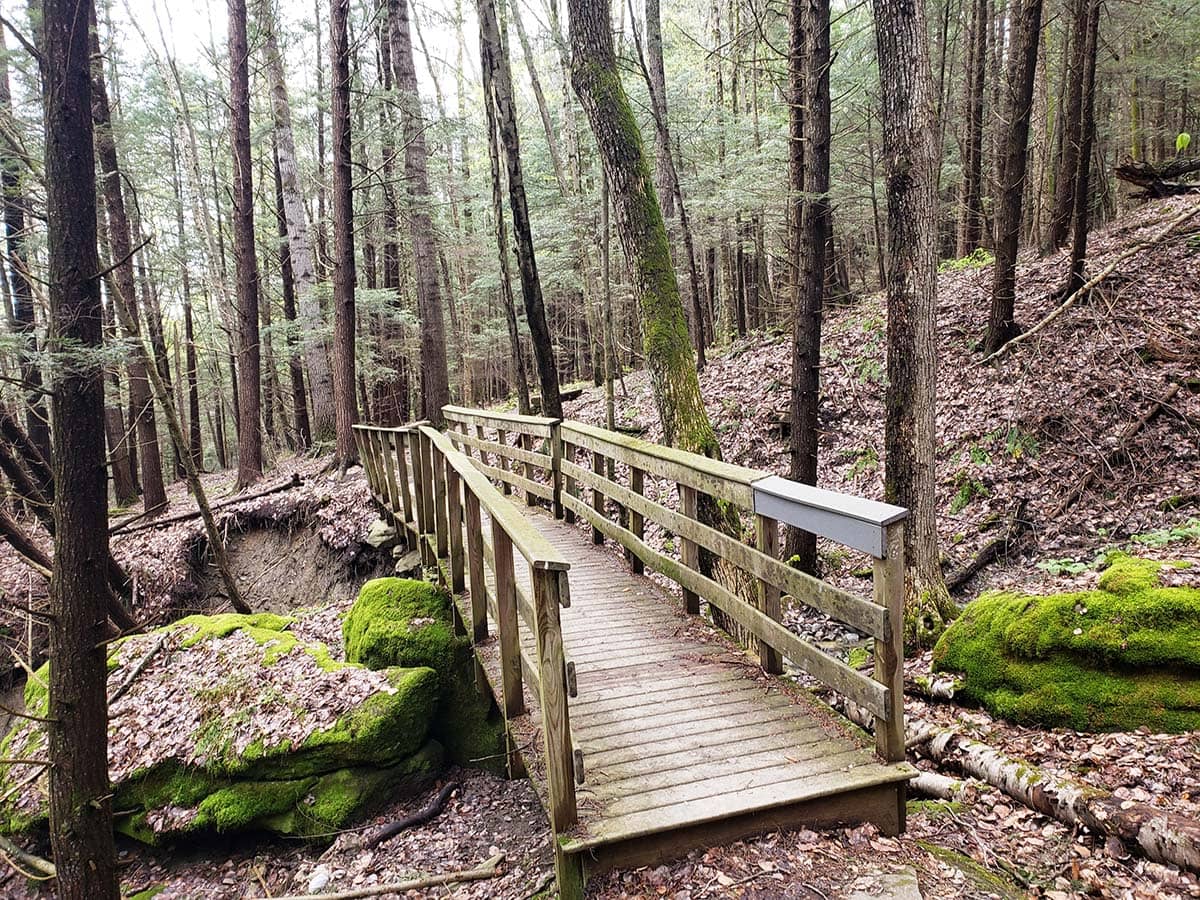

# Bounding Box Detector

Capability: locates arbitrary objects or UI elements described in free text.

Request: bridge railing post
[678,484,700,615]
[754,514,784,675]
[872,521,906,762]
[392,430,415,537]
[531,566,577,832]
[381,430,399,518]
[492,520,524,717]
[550,421,564,519]
[431,436,449,562]
[445,454,465,593]
[590,449,605,545]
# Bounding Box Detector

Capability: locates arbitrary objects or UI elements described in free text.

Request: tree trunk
[569,0,717,455]
[89,26,168,516]
[41,1,120,893]
[330,0,358,468]
[388,0,451,425]
[477,0,561,418]
[956,0,988,255]
[1064,0,1100,294]
[229,0,263,486]
[169,133,204,470]
[0,28,50,464]
[259,0,336,442]
[786,0,830,573]
[870,0,955,644]
[983,0,1044,354]
[1047,0,1087,249]
[273,144,312,449]
[645,0,674,221]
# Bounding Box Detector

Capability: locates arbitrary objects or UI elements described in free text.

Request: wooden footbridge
[353,407,915,897]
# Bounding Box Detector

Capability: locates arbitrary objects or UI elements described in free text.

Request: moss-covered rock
[343,578,459,675]
[0,609,443,842]
[340,578,508,774]
[932,553,1200,731]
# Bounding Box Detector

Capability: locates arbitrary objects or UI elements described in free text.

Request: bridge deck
[456,503,914,877]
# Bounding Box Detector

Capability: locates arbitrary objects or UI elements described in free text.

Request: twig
[980,201,1200,364]
[945,498,1031,592]
[0,765,47,805]
[269,852,504,900]
[367,780,457,848]
[0,699,53,724]
[108,631,172,703]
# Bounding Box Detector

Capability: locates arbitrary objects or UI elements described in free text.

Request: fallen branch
[0,834,55,879]
[946,498,1031,593]
[366,780,457,848]
[270,852,504,900]
[981,202,1200,364]
[110,473,303,537]
[108,630,172,704]
[908,674,965,702]
[1115,157,1200,197]
[1050,383,1181,518]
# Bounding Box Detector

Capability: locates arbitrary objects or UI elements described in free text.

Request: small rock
[308,865,332,893]
[364,519,398,548]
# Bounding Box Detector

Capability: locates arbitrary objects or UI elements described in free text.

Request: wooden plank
[448,426,554,471]
[576,763,913,846]
[573,692,793,740]
[468,457,555,502]
[584,716,815,768]
[873,521,906,762]
[446,457,465,592]
[532,567,578,830]
[752,474,908,558]
[443,403,557,437]
[464,491,487,641]
[570,683,768,729]
[380,431,400,515]
[491,520,524,717]
[422,427,569,572]
[628,466,645,574]
[431,436,449,559]
[678,484,700,615]
[562,457,888,638]
[392,431,414,524]
[755,514,783,674]
[579,703,798,755]
[594,747,872,816]
[560,421,762,507]
[560,491,890,719]
[409,428,428,539]
[567,670,746,709]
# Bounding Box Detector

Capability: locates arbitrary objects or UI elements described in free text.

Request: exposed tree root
[366,780,457,849]
[945,498,1030,593]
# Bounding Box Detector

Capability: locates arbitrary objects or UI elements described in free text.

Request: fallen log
[110,472,303,537]
[1115,157,1200,197]
[912,770,978,803]
[827,696,1200,874]
[0,834,55,879]
[916,726,1200,874]
[366,780,457,848]
[270,852,504,900]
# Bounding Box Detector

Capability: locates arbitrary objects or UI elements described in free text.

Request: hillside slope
[565,197,1200,595]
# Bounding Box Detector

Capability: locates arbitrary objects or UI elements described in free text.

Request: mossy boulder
[932,553,1200,732]
[0,611,442,842]
[343,578,459,675]
[342,578,507,773]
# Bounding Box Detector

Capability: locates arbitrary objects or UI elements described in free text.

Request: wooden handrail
[354,420,580,831]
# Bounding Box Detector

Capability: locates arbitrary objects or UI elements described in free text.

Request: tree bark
[1064,0,1100,293]
[330,0,358,468]
[41,0,120,893]
[955,0,988,255]
[388,0,451,425]
[786,0,830,572]
[1047,0,1087,249]
[88,25,168,516]
[229,0,263,486]
[169,132,204,470]
[259,0,336,442]
[870,0,955,644]
[983,0,1044,353]
[477,0,561,418]
[273,143,312,449]
[569,0,717,455]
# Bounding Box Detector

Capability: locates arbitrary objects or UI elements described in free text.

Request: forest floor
[1,199,1198,897]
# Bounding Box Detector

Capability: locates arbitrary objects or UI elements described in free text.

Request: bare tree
[41,0,120,893]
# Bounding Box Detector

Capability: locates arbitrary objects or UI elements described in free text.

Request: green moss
[193,777,316,832]
[343,578,460,677]
[933,554,1200,731]
[918,842,1023,898]
[125,886,166,900]
[907,799,965,818]
[177,612,296,646]
[434,647,507,774]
